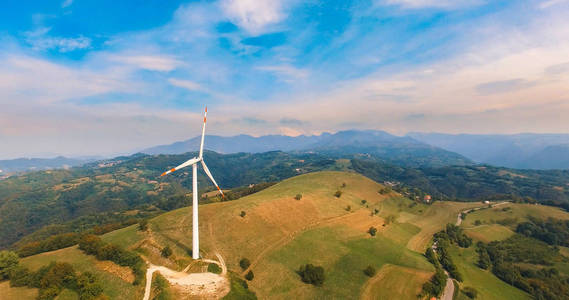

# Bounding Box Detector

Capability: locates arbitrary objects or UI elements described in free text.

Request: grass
[360,264,433,300]
[0,281,38,300]
[20,246,143,299]
[462,203,569,228]
[18,171,568,299]
[403,201,482,253]
[138,171,438,299]
[463,224,515,243]
[448,245,531,300]
[255,225,434,299]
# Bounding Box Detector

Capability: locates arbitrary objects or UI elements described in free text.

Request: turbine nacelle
[159,107,224,199]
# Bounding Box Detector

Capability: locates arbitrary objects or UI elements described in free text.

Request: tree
[298,264,325,286]
[295,194,302,200]
[239,258,251,270]
[425,248,438,266]
[364,265,376,277]
[138,219,148,231]
[361,199,367,205]
[161,246,173,258]
[245,270,254,281]
[462,286,478,299]
[0,250,19,280]
[368,227,377,237]
[334,190,342,198]
[8,265,31,287]
[240,211,246,218]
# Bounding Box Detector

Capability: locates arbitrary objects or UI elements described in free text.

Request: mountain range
[409,133,569,169]
[143,130,472,168]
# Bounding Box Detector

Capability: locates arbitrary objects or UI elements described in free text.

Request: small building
[424,195,432,203]
[483,200,490,204]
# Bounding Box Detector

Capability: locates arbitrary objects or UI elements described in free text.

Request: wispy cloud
[61,0,73,8]
[109,55,182,72]
[219,0,289,34]
[168,78,202,91]
[256,64,309,82]
[539,0,569,9]
[382,0,484,9]
[25,27,91,52]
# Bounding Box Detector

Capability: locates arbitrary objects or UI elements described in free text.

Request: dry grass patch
[360,264,432,300]
[95,260,135,283]
[0,281,38,300]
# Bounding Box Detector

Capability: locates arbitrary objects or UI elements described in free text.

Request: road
[440,276,454,300]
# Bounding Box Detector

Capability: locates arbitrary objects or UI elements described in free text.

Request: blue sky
[1,0,569,158]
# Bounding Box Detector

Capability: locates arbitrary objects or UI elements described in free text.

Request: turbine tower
[160,107,224,259]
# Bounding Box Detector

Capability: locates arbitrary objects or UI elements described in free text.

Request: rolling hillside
[3,171,553,299]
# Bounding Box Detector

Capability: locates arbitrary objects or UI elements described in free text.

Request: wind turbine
[160,107,224,259]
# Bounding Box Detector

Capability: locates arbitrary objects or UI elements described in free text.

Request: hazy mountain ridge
[408,133,569,169]
[143,130,472,168]
[0,156,96,174]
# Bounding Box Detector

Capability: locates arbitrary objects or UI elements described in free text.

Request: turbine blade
[201,160,225,199]
[160,157,200,176]
[199,106,207,158]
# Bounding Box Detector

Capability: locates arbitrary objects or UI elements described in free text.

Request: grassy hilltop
[2,171,569,299]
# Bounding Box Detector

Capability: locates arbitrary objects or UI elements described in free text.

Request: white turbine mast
[160,107,224,259]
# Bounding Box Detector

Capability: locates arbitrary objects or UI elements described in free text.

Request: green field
[449,246,531,300]
[463,224,515,243]
[462,203,569,228]
[18,246,143,299]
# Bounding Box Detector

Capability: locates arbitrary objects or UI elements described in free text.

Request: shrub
[295,194,302,200]
[9,265,32,287]
[474,220,482,226]
[298,264,325,286]
[334,190,342,198]
[368,227,377,237]
[239,258,251,270]
[367,226,377,236]
[341,182,346,188]
[161,246,173,258]
[208,263,221,274]
[363,265,376,277]
[245,270,254,281]
[138,219,148,231]
[374,208,379,214]
[0,250,19,280]
[345,205,351,211]
[17,233,80,257]
[152,273,171,300]
[361,199,367,205]
[240,211,246,218]
[462,286,478,299]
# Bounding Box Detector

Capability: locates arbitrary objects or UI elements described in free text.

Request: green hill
[3,171,569,299]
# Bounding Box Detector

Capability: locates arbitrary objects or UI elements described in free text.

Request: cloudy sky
[1,0,569,158]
